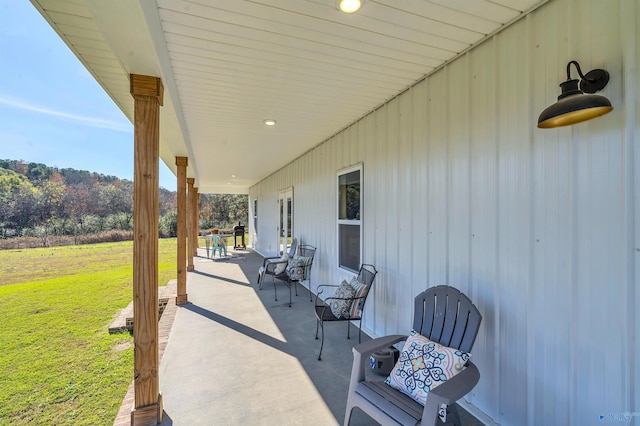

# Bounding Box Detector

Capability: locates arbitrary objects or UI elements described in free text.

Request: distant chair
[257,238,298,289]
[270,244,316,307]
[313,264,377,361]
[289,244,317,300]
[344,285,482,426]
[211,234,227,257]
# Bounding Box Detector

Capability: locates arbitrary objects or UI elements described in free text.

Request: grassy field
[0,239,176,425]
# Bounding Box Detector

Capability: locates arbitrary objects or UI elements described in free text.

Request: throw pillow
[348,276,368,317]
[286,255,313,281]
[385,331,470,405]
[274,253,289,274]
[330,280,356,318]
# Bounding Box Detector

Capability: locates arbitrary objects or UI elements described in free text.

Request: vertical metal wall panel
[426,69,449,285]
[530,2,576,423]
[622,0,640,418]
[446,53,472,301]
[467,39,500,417]
[495,19,532,425]
[248,0,638,424]
[526,5,552,424]
[363,112,382,333]
[375,103,394,335]
[396,92,414,331]
[386,98,402,333]
[411,82,429,303]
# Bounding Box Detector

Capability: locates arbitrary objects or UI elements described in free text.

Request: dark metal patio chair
[314,264,378,361]
[343,285,482,426]
[270,244,316,307]
[257,238,298,290]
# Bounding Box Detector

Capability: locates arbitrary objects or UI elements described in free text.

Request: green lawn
[0,239,176,425]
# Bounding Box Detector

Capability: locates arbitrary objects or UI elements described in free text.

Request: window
[253,199,258,231]
[337,165,362,272]
[278,188,293,256]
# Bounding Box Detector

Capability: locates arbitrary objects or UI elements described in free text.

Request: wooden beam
[192,189,200,256]
[130,74,163,426]
[186,178,195,272]
[175,157,188,305]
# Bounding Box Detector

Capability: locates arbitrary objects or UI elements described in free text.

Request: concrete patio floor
[117,246,483,425]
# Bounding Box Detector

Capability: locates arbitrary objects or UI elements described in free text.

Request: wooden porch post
[129,74,163,426]
[175,157,188,305]
[192,189,200,256]
[187,178,195,271]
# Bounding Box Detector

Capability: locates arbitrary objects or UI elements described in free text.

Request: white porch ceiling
[31,0,546,194]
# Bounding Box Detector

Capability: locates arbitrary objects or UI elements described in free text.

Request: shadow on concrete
[191,269,251,287]
[158,247,482,425]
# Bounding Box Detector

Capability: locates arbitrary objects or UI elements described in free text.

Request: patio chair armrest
[316,284,339,293]
[322,294,363,307]
[349,335,407,384]
[420,361,480,426]
[324,295,353,302]
[262,256,280,267]
[265,259,288,273]
[426,360,480,404]
[263,256,285,267]
[315,284,339,303]
[320,294,355,310]
[353,334,407,360]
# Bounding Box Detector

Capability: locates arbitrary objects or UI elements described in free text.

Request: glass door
[277,188,293,255]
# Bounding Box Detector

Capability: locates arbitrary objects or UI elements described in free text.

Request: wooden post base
[187,265,195,271]
[131,393,163,426]
[175,294,188,305]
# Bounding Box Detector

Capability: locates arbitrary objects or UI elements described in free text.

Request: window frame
[253,198,258,230]
[336,163,363,273]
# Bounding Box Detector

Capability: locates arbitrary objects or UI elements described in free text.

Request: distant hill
[0,159,247,247]
[0,159,129,187]
[0,159,173,242]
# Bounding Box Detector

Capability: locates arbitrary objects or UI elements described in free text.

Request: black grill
[233,223,246,249]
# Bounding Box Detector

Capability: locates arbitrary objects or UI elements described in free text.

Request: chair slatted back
[296,245,316,280]
[412,285,482,353]
[358,264,378,287]
[297,244,315,259]
[349,264,378,318]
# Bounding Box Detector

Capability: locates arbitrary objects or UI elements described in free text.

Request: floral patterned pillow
[286,255,313,281]
[385,331,470,405]
[330,280,356,318]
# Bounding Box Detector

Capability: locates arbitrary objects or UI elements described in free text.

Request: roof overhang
[31,0,547,194]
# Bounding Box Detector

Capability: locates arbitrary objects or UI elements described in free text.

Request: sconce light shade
[538,61,613,129]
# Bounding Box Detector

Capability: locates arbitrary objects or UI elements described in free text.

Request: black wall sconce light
[538,60,613,129]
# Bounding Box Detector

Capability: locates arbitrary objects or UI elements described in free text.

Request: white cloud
[0,94,132,132]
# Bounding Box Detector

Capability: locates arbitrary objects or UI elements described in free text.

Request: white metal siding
[249,0,639,424]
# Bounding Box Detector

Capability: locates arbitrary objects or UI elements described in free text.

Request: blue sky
[0,1,175,190]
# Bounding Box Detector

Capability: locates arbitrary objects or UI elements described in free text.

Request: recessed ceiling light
[231,174,236,178]
[263,119,277,126]
[338,0,362,13]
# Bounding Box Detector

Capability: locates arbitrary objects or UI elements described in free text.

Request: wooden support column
[175,157,188,305]
[130,74,163,426]
[192,189,200,256]
[186,178,195,271]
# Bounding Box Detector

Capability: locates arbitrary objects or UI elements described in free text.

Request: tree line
[0,159,248,246]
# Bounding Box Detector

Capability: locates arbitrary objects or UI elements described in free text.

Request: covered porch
[30,0,639,424]
[113,246,482,425]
